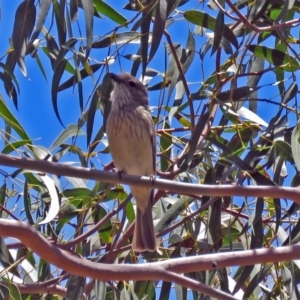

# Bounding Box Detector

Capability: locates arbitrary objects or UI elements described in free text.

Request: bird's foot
[150,175,156,186]
[117,170,125,180]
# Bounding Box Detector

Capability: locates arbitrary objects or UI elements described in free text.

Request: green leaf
[184,10,238,49]
[0,184,6,218]
[66,275,85,300]
[8,282,22,300]
[273,140,293,162]
[248,45,300,72]
[94,0,127,25]
[63,188,97,201]
[291,124,300,171]
[92,205,112,244]
[92,31,142,48]
[134,280,155,300]
[34,53,48,81]
[160,122,172,172]
[0,95,31,143]
[50,124,85,151]
[24,180,34,225]
[208,198,222,250]
[58,63,102,92]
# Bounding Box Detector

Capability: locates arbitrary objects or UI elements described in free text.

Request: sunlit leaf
[0,95,31,142]
[248,45,300,72]
[184,10,238,49]
[50,124,85,151]
[92,31,145,48]
[39,175,60,225]
[291,124,300,172]
[94,0,127,25]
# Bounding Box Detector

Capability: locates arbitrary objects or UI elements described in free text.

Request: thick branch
[0,219,237,299]
[1,154,300,202]
[1,219,300,285]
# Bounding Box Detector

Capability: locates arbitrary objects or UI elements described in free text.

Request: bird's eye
[128,80,137,87]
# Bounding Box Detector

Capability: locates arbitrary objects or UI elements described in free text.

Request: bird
[106,72,156,252]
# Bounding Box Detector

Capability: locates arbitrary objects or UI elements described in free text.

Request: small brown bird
[106,73,156,252]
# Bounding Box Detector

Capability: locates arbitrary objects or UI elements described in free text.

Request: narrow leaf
[81,0,93,58]
[184,10,238,49]
[93,0,127,25]
[212,11,224,55]
[39,175,60,225]
[70,0,78,21]
[149,0,167,61]
[24,180,34,225]
[248,45,300,72]
[31,0,52,42]
[291,124,300,172]
[92,31,143,48]
[0,96,31,142]
[52,59,68,126]
[217,86,255,102]
[53,0,66,45]
[12,0,36,77]
[141,3,152,76]
[66,275,85,300]
[237,106,268,127]
[58,63,102,91]
[0,72,18,109]
[50,125,85,151]
[282,82,297,105]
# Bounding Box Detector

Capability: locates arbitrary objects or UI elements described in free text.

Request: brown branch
[2,219,300,298]
[160,245,300,273]
[2,281,74,299]
[0,219,237,299]
[1,154,300,203]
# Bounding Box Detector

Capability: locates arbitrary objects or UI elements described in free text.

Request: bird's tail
[132,192,156,252]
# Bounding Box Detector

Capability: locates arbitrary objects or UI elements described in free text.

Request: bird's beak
[108,73,122,83]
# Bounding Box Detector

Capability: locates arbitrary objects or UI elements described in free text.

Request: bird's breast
[106,105,154,176]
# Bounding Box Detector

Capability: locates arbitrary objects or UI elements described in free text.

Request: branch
[1,219,300,298]
[0,219,237,299]
[1,154,300,202]
[3,281,73,299]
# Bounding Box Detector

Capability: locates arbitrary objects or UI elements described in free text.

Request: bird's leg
[117,170,125,180]
[150,175,156,185]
